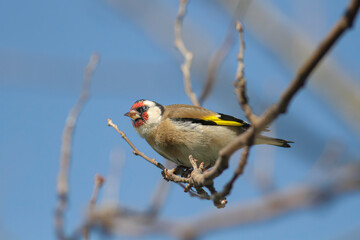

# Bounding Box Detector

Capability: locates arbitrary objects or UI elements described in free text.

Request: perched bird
[125,99,293,168]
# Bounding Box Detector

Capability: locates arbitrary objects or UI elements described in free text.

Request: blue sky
[1,0,360,239]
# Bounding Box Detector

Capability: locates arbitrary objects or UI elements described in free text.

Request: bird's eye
[137,106,148,113]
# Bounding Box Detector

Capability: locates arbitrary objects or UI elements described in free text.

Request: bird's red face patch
[133,119,144,128]
[129,101,149,128]
[141,112,149,121]
[130,101,145,111]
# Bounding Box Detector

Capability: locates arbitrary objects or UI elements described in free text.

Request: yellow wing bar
[201,115,245,127]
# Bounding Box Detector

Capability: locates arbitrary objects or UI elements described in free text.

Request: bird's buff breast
[145,120,237,168]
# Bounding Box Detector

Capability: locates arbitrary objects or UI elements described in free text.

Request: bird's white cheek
[134,108,162,138]
[146,108,162,125]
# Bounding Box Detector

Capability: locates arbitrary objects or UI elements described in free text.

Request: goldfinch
[124,99,293,168]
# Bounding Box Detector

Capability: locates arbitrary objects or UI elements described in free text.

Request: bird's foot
[174,165,193,178]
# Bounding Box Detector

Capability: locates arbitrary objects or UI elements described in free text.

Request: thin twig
[233,21,258,124]
[55,53,100,240]
[107,118,166,170]
[83,174,105,240]
[89,174,105,210]
[164,168,191,183]
[214,145,251,202]
[210,22,256,202]
[174,0,200,106]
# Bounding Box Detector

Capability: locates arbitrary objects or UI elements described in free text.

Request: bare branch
[87,162,360,238]
[55,53,100,240]
[174,0,200,106]
[107,118,166,171]
[233,21,258,124]
[163,168,191,183]
[89,174,105,210]
[83,174,105,240]
[209,22,257,202]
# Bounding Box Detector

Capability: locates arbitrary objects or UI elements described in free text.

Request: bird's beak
[124,110,140,120]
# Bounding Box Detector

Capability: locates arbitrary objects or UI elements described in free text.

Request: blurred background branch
[55,53,100,240]
[87,161,360,239]
[83,174,105,240]
[174,0,200,106]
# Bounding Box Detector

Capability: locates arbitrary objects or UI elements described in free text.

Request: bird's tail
[255,135,294,148]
